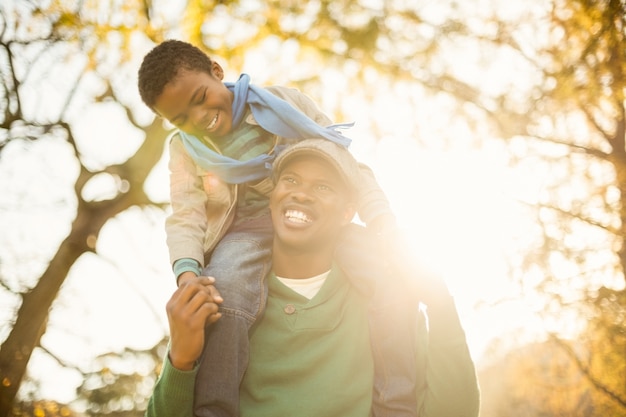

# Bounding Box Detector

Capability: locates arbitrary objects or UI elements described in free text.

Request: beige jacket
[166,85,392,267]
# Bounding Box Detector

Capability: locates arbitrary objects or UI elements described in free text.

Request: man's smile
[284,209,313,224]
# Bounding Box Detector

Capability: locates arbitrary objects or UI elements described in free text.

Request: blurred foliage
[75,338,168,417]
[479,315,626,416]
[0,0,170,415]
[10,400,77,417]
[0,0,626,415]
[481,266,626,416]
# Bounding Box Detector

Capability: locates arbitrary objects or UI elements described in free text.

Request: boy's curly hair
[138,39,214,109]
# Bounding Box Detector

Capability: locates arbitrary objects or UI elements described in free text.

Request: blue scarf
[179,73,352,184]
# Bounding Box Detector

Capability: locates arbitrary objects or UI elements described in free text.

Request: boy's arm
[265,86,396,229]
[166,135,209,268]
[265,86,396,231]
[355,163,396,230]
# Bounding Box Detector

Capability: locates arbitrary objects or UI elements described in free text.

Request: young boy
[137,40,414,416]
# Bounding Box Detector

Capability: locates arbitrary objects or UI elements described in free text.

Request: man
[145,139,480,417]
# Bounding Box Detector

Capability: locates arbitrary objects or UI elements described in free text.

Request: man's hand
[166,276,223,371]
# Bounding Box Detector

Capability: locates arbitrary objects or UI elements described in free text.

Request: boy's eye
[281,176,297,184]
[317,184,332,192]
[195,91,206,105]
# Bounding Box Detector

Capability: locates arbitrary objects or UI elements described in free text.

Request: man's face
[153,65,234,139]
[270,155,355,253]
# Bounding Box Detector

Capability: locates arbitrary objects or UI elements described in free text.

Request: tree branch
[550,334,626,409]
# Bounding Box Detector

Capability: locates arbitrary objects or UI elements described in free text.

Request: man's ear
[341,204,357,225]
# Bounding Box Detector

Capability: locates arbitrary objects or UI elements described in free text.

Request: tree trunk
[0,118,169,416]
[0,207,95,417]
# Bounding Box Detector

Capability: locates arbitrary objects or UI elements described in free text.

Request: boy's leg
[367,279,419,417]
[335,223,419,417]
[194,214,273,417]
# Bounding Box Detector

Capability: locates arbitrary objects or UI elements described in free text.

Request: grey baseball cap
[272,139,361,195]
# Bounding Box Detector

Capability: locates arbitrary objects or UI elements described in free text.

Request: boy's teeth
[207,112,218,129]
[285,210,312,223]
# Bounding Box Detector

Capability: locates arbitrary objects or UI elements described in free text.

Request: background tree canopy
[0,0,625,416]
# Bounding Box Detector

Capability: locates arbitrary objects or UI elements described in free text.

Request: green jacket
[145,268,480,417]
[240,269,373,416]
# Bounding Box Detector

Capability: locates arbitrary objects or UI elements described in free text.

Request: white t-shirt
[275,270,330,299]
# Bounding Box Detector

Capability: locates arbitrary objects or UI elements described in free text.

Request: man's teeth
[207,112,218,130]
[285,210,312,223]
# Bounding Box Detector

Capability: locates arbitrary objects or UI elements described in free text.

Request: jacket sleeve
[415,270,481,417]
[145,354,197,417]
[165,135,209,268]
[356,163,395,226]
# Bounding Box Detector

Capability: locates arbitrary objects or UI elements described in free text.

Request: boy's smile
[153,64,234,139]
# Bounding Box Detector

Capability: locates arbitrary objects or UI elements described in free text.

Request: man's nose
[290,185,315,202]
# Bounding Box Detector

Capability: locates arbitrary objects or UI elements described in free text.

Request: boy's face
[269,155,355,253]
[153,63,234,138]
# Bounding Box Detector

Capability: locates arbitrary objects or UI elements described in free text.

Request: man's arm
[413,267,480,417]
[379,228,479,417]
[145,355,197,417]
[145,277,223,417]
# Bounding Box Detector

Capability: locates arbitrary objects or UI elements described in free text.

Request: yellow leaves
[33,405,45,417]
[11,400,74,417]
[182,0,214,47]
[480,328,626,417]
[38,0,157,44]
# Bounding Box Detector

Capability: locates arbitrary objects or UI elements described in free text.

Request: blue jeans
[194,214,273,417]
[336,224,419,417]
[194,219,418,417]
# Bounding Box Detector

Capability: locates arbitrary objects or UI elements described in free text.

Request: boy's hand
[166,276,223,371]
[177,271,200,287]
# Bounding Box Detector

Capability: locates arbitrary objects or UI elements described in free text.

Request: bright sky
[0,0,554,405]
